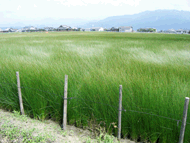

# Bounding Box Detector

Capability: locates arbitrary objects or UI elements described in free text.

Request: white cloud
[54,0,141,7]
[17,5,21,10]
[34,4,37,7]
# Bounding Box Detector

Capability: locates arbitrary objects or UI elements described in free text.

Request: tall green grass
[0,32,190,142]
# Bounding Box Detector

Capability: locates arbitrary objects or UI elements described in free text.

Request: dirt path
[0,109,135,143]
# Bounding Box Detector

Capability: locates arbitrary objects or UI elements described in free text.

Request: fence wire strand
[0,82,17,86]
[21,86,63,97]
[63,96,119,109]
[61,96,190,124]
[1,82,190,125]
[122,108,181,122]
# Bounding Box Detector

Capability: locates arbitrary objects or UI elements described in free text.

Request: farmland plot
[0,32,190,142]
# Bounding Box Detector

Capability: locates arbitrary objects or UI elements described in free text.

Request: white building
[30,26,36,30]
[91,27,104,31]
[16,29,22,32]
[44,27,54,31]
[176,29,189,34]
[119,26,133,32]
[185,30,190,34]
[109,27,119,32]
[176,29,183,34]
[57,25,72,31]
[4,28,17,32]
[164,29,176,34]
[72,27,78,31]
[22,26,38,32]
[84,28,91,31]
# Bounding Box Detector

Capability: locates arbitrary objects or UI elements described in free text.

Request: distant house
[12,28,18,32]
[57,25,72,31]
[44,27,54,31]
[84,28,91,31]
[29,26,37,31]
[110,27,119,32]
[91,27,104,31]
[164,29,176,34]
[186,30,190,34]
[16,29,22,32]
[176,29,189,34]
[176,29,183,34]
[157,30,162,33]
[137,28,157,32]
[2,28,17,33]
[106,28,111,32]
[2,28,9,33]
[77,28,81,31]
[119,26,133,32]
[72,27,78,31]
[22,26,38,32]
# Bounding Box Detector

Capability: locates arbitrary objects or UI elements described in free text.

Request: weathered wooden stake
[118,85,122,140]
[179,97,189,143]
[63,75,68,130]
[16,71,25,115]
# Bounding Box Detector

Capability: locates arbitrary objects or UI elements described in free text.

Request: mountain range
[0,18,90,30]
[1,10,190,30]
[80,10,190,30]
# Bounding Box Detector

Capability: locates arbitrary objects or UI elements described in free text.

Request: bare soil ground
[0,109,135,143]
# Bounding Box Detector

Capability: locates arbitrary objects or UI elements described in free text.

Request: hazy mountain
[1,10,190,30]
[0,17,90,29]
[80,10,190,30]
[34,18,90,27]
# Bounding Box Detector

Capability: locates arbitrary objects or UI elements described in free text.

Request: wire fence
[1,81,189,126]
[1,75,190,143]
[0,82,17,86]
[0,82,183,115]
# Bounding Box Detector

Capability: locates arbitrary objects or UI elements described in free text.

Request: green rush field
[0,32,190,142]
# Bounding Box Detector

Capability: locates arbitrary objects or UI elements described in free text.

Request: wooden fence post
[118,85,122,140]
[63,75,68,130]
[16,71,25,115]
[179,97,189,143]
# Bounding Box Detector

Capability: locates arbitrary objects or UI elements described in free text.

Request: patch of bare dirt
[0,109,135,143]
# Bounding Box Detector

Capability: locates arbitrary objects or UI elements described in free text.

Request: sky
[0,0,190,26]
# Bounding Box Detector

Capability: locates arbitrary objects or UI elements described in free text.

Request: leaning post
[16,71,25,115]
[118,85,122,140]
[63,75,68,130]
[179,97,189,143]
